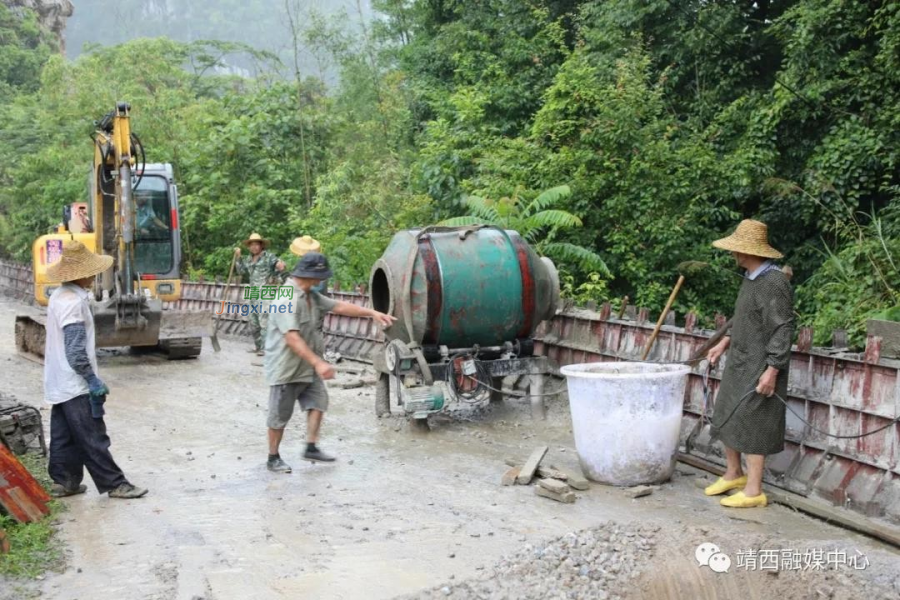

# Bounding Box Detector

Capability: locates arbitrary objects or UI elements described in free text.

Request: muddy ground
[1,298,899,600]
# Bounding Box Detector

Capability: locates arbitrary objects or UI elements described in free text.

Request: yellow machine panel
[31,232,97,306]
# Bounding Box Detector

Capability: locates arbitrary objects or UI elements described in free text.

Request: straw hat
[290,235,321,257]
[712,219,783,259]
[243,232,269,248]
[46,240,113,283]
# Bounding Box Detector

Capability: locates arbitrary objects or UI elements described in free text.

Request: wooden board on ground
[0,443,50,523]
[627,485,655,498]
[516,446,549,485]
[501,466,520,486]
[537,465,568,481]
[537,478,571,494]
[535,486,576,504]
[551,464,589,490]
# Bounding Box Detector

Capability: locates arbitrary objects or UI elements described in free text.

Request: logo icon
[696,542,731,574]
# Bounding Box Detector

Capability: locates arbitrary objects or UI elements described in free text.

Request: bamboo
[210,252,239,352]
[641,275,685,361]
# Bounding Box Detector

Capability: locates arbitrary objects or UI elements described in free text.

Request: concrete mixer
[369,226,560,424]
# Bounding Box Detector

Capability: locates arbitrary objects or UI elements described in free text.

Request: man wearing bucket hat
[234,232,287,356]
[43,240,148,499]
[264,252,396,472]
[704,219,794,508]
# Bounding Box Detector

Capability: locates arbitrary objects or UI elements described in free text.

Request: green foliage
[560,271,610,307]
[0,4,52,101]
[796,208,900,347]
[0,453,64,580]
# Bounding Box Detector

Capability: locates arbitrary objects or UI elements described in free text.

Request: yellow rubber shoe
[704,475,748,496]
[720,491,767,508]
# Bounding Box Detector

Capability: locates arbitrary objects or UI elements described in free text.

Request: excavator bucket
[92,295,162,349]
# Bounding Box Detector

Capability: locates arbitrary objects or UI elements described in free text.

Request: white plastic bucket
[560,362,690,486]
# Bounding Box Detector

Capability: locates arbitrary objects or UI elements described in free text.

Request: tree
[438,185,609,275]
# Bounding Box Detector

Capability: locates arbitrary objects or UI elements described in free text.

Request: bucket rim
[560,361,691,379]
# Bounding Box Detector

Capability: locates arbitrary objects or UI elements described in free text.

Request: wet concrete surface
[1,299,899,599]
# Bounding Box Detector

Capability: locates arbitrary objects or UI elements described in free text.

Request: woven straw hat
[46,240,113,283]
[290,235,321,257]
[712,219,783,259]
[243,232,269,248]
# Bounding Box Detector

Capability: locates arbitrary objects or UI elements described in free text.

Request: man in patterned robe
[704,219,795,509]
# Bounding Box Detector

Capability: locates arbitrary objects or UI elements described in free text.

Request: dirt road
[1,299,899,600]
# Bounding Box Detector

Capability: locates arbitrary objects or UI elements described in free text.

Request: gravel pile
[405,522,659,600]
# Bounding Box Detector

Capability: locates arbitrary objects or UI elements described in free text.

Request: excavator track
[15,314,202,361]
[157,337,203,360]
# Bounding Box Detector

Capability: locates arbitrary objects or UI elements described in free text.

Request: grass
[0,452,65,580]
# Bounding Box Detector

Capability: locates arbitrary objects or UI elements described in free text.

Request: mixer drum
[369,227,560,348]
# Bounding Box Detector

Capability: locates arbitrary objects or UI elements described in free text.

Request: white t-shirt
[43,283,99,404]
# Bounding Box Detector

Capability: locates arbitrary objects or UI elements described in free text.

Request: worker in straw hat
[704,219,794,508]
[234,232,287,356]
[290,235,326,294]
[43,240,148,499]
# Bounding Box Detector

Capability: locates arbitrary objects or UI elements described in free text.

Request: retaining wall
[2,259,898,530]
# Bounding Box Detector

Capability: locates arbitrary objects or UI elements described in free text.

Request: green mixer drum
[369,227,559,348]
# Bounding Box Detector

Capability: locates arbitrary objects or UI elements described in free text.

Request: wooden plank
[516,446,548,485]
[501,467,520,486]
[0,443,50,523]
[505,459,568,482]
[537,478,570,494]
[551,464,589,490]
[678,453,900,549]
[535,486,576,504]
[536,465,568,481]
[0,528,9,554]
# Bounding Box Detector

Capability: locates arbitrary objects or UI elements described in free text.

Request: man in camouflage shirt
[234,232,287,355]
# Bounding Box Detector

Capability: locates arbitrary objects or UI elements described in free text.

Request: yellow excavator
[15,102,213,360]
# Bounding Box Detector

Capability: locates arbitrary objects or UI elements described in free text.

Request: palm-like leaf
[462,195,502,224]
[437,215,495,227]
[523,185,571,218]
[542,242,611,276]
[525,209,582,231]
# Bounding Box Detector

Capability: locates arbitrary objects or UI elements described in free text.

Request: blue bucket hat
[291,252,333,280]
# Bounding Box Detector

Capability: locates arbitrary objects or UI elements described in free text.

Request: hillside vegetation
[0,0,898,347]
